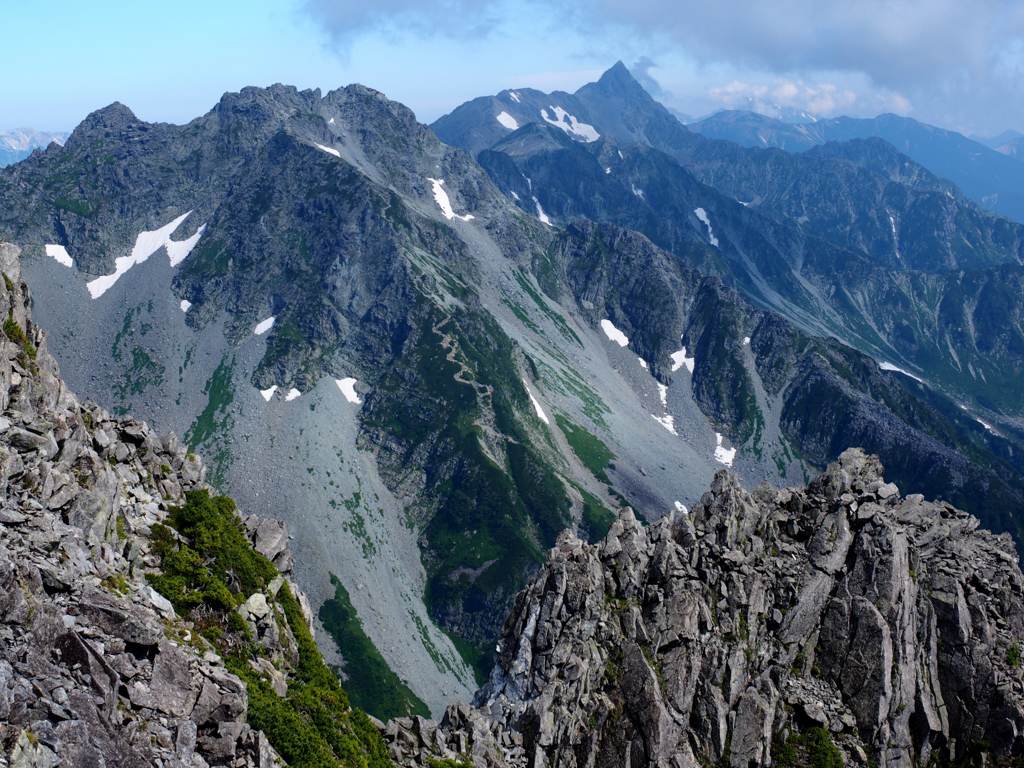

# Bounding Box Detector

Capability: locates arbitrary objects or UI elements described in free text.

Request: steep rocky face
[383,448,1024,768]
[442,65,1024,422]
[0,243,387,768]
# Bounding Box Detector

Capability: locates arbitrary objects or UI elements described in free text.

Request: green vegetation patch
[185,354,236,487]
[2,315,36,361]
[555,414,614,483]
[150,490,393,768]
[230,582,394,768]
[147,490,276,613]
[318,573,430,721]
[771,727,844,768]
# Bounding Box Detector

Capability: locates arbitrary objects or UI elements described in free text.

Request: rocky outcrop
[0,243,304,768]
[384,448,1024,768]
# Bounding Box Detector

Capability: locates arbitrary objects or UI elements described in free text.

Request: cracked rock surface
[0,243,305,768]
[383,448,1024,768]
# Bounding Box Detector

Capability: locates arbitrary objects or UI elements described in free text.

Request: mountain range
[686,109,1024,224]
[1,62,1024,727]
[0,127,68,167]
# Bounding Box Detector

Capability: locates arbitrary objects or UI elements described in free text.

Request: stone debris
[0,243,304,767]
[382,448,1024,768]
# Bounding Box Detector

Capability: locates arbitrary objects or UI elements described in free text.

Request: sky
[3,0,1024,138]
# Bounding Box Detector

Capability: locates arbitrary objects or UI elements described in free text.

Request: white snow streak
[657,382,668,407]
[674,501,688,514]
[260,386,278,402]
[315,143,341,158]
[631,184,645,200]
[600,319,629,347]
[653,414,678,435]
[878,361,923,383]
[510,191,520,201]
[180,300,192,313]
[427,178,475,221]
[496,111,519,130]
[533,196,551,225]
[714,433,736,467]
[638,357,647,369]
[522,379,550,424]
[285,388,301,402]
[509,91,521,103]
[670,348,695,373]
[694,208,719,248]
[45,244,72,268]
[87,212,205,299]
[336,378,362,404]
[540,106,599,142]
[254,317,275,335]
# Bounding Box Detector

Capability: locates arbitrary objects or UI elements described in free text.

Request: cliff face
[0,243,323,768]
[383,448,1024,768]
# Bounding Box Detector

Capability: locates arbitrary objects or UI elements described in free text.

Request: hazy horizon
[5,0,1024,139]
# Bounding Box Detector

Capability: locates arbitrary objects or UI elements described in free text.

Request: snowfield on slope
[541,106,599,142]
[427,178,474,221]
[87,212,206,299]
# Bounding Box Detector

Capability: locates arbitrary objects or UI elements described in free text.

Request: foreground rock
[0,243,307,767]
[384,448,1024,768]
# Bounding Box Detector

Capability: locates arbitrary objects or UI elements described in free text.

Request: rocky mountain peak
[66,102,143,144]
[590,60,650,99]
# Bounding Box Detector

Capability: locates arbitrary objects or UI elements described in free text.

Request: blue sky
[4,0,1024,137]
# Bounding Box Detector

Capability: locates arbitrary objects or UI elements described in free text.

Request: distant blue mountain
[689,111,1024,223]
[0,128,68,167]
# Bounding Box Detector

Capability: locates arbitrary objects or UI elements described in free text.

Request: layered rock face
[385,449,1024,768]
[0,243,306,768]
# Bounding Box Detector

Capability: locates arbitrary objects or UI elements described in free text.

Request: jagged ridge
[383,448,1024,768]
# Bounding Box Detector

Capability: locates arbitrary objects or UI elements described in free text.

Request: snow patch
[285,388,301,401]
[45,244,72,268]
[638,357,647,369]
[533,196,551,225]
[631,184,645,200]
[260,386,278,402]
[254,317,275,335]
[743,336,750,345]
[540,106,599,142]
[496,111,519,130]
[509,91,521,103]
[670,348,695,373]
[656,382,668,407]
[329,117,335,124]
[336,378,362,404]
[600,319,629,347]
[694,208,719,247]
[522,379,549,424]
[510,190,520,201]
[86,212,205,299]
[427,178,475,221]
[878,361,923,383]
[674,501,688,514]
[714,433,736,467]
[618,150,624,159]
[605,167,612,174]
[315,143,341,158]
[653,413,677,435]
[180,300,192,313]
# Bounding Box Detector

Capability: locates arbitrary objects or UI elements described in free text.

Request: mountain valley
[1,62,1024,768]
